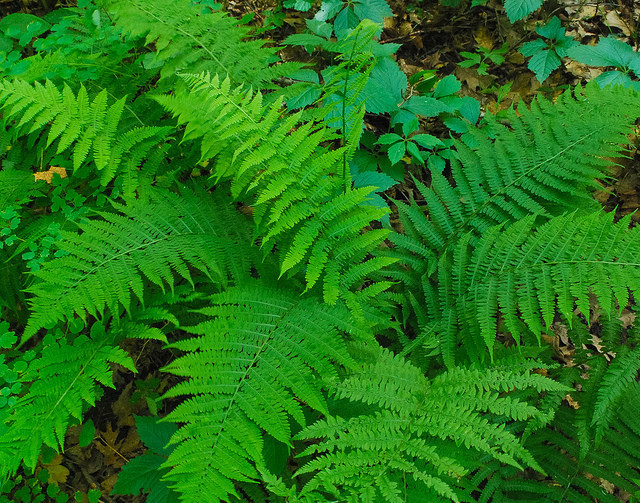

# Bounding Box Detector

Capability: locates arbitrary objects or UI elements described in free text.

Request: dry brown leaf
[619,309,636,329]
[96,423,126,468]
[605,10,632,36]
[474,26,494,51]
[564,394,580,409]
[33,166,67,184]
[101,473,119,494]
[42,454,70,484]
[111,381,137,429]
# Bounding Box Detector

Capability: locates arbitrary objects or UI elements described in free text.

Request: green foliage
[0,0,639,501]
[459,42,508,76]
[112,415,179,503]
[0,321,134,475]
[160,282,360,502]
[101,0,298,89]
[520,16,577,83]
[568,36,640,90]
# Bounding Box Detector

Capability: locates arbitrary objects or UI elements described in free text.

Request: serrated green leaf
[504,0,543,22]
[433,75,461,98]
[387,141,406,164]
[401,95,452,116]
[568,37,640,71]
[79,419,95,448]
[376,133,403,145]
[412,134,443,149]
[536,16,564,40]
[353,0,393,23]
[520,39,548,58]
[362,57,407,113]
[528,49,561,82]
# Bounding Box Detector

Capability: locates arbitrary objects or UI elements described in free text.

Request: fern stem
[341,29,362,194]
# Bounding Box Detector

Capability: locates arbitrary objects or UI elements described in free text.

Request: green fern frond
[389,84,640,275]
[435,211,640,359]
[0,321,134,476]
[295,347,564,501]
[0,170,41,210]
[23,184,261,341]
[160,282,358,502]
[0,80,123,171]
[591,346,640,443]
[0,79,171,189]
[528,404,640,501]
[157,72,393,303]
[103,0,297,89]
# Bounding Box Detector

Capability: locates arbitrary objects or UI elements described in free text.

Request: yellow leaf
[42,454,70,484]
[34,166,67,184]
[474,26,494,51]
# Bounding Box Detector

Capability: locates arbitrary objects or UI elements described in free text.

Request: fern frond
[388,84,640,286]
[0,322,135,476]
[157,72,393,303]
[0,169,40,209]
[295,347,564,501]
[435,211,640,358]
[23,184,261,341]
[160,282,358,502]
[103,0,297,89]
[591,346,640,443]
[0,80,122,171]
[528,404,640,501]
[0,79,171,189]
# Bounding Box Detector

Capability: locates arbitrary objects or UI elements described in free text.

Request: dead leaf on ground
[41,454,70,484]
[33,166,67,184]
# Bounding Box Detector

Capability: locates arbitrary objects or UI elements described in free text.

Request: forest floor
[2,0,640,501]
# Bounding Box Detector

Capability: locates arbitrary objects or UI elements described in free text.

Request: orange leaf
[33,166,67,184]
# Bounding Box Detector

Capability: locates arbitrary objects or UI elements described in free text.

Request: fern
[292,347,568,502]
[101,0,298,89]
[0,79,171,190]
[418,211,640,365]
[527,404,640,501]
[388,83,640,288]
[0,321,135,476]
[591,346,640,443]
[23,183,263,340]
[160,281,362,502]
[156,72,394,304]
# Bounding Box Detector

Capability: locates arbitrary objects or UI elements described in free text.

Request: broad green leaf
[401,96,452,116]
[305,19,332,38]
[353,0,393,23]
[376,133,403,145]
[387,141,406,164]
[433,75,461,98]
[406,141,423,162]
[528,49,561,82]
[520,39,548,58]
[412,134,443,149]
[536,16,564,40]
[362,57,407,113]
[284,0,312,11]
[504,0,543,22]
[79,419,95,448]
[315,0,343,21]
[569,37,640,73]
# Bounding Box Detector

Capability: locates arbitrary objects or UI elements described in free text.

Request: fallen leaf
[33,166,67,184]
[101,473,119,494]
[42,454,70,484]
[474,26,494,51]
[605,10,631,36]
[565,394,580,409]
